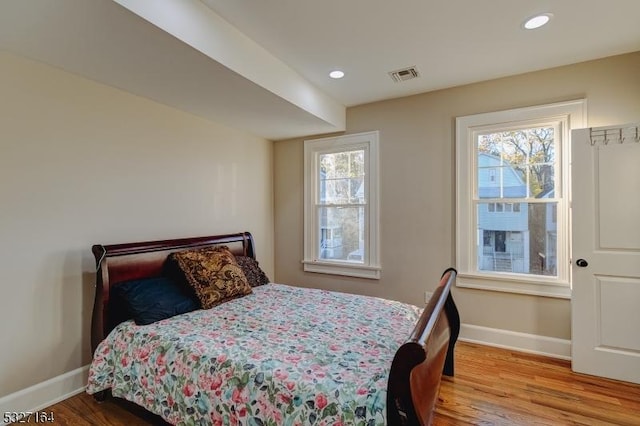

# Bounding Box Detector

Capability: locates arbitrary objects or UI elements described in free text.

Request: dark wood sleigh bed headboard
[90,231,255,355]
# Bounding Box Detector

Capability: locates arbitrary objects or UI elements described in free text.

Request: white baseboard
[459,323,572,360]
[0,365,89,425]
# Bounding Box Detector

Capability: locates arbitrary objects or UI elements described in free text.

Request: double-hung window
[303,131,380,279]
[456,100,586,297]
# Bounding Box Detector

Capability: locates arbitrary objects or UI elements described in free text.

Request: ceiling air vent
[388,66,420,83]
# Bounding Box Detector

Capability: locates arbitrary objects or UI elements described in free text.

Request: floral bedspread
[87,284,421,425]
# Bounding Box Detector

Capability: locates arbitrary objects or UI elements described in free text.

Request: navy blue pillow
[113,276,199,325]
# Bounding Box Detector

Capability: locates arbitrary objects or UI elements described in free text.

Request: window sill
[302,260,381,279]
[456,272,571,299]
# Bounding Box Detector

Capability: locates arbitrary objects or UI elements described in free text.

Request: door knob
[576,259,589,267]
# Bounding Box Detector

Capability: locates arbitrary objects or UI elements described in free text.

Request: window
[456,100,586,298]
[303,131,380,279]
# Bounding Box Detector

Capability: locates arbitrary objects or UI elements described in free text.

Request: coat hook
[589,128,597,146]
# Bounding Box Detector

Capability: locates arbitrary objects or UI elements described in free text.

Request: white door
[571,124,640,384]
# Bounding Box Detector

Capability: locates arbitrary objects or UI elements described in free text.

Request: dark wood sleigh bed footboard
[89,232,459,425]
[387,268,460,425]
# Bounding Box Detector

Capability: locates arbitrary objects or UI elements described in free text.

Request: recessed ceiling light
[523,13,553,30]
[329,70,345,79]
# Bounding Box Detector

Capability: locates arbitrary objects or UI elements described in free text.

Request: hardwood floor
[435,343,640,425]
[22,342,640,425]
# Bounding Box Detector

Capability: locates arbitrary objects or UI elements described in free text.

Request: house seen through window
[318,149,365,262]
[476,127,558,276]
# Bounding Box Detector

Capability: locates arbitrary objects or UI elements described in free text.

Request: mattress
[87,283,421,425]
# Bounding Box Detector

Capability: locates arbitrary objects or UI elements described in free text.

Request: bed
[86,232,459,425]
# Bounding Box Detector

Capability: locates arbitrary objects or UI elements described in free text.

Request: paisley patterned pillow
[169,246,252,309]
[235,255,270,287]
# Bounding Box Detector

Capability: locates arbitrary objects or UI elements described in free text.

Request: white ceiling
[1,0,639,140]
[202,0,640,106]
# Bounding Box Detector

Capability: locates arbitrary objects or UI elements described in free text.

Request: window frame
[303,131,381,279]
[456,100,586,298]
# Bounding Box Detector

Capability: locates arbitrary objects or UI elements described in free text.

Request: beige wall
[274,52,640,340]
[0,52,274,398]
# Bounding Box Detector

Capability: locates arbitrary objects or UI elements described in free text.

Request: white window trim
[303,131,381,279]
[456,100,586,298]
